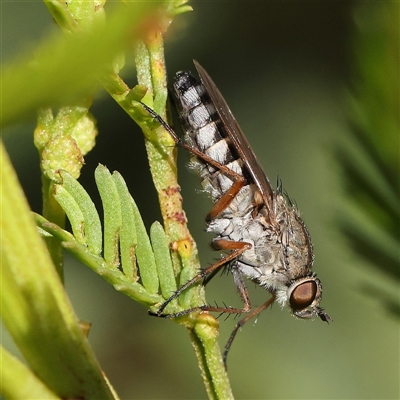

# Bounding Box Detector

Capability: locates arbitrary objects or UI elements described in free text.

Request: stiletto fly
[143,60,331,365]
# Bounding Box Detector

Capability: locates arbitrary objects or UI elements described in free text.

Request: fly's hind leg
[141,102,248,220]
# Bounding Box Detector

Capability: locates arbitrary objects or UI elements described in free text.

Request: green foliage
[1,143,116,399]
[150,221,178,301]
[338,2,400,316]
[1,1,233,399]
[35,165,169,307]
[1,2,159,127]
[0,347,59,399]
[55,170,102,253]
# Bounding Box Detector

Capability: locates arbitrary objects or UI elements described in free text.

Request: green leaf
[131,197,159,295]
[54,170,102,255]
[150,221,177,301]
[53,184,86,243]
[112,171,138,281]
[95,165,122,269]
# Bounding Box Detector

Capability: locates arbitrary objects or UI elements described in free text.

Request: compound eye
[290,281,317,310]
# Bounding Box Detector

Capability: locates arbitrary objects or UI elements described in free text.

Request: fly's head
[277,275,331,323]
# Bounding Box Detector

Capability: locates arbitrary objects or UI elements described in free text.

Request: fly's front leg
[153,240,252,317]
[223,295,276,369]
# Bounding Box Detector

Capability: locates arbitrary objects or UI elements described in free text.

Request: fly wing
[193,60,274,208]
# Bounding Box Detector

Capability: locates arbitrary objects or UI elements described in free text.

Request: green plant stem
[192,314,234,400]
[131,24,233,400]
[41,175,66,279]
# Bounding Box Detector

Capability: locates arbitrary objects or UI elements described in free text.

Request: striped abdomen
[173,71,256,216]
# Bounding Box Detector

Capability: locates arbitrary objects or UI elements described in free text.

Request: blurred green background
[2,1,399,399]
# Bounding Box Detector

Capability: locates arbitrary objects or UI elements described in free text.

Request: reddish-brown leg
[141,102,247,219]
[223,295,275,368]
[154,240,252,316]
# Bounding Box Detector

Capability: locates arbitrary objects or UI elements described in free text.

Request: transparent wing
[193,60,274,208]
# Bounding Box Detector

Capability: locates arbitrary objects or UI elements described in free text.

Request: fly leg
[223,295,275,368]
[153,240,252,316]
